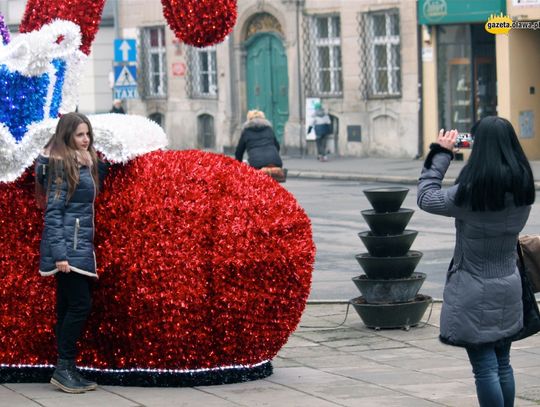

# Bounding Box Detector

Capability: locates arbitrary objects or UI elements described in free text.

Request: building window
[148,112,164,127]
[303,15,343,97]
[361,9,401,98]
[437,24,496,133]
[141,26,167,98]
[197,114,215,149]
[187,46,218,98]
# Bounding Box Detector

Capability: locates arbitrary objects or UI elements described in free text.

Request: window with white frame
[364,10,401,98]
[187,46,218,98]
[310,15,342,96]
[141,26,167,98]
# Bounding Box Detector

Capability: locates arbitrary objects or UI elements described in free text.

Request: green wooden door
[246,33,289,144]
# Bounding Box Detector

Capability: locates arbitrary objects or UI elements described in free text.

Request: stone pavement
[282,155,540,188]
[3,303,540,406]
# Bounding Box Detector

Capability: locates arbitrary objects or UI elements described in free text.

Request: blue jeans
[316,135,328,157]
[466,342,514,407]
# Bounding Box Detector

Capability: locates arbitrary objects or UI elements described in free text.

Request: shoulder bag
[518,235,540,293]
[512,241,540,341]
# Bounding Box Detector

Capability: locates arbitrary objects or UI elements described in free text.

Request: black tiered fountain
[350,187,431,330]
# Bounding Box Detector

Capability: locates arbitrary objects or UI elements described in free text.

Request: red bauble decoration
[0,151,314,372]
[162,0,238,47]
[19,0,106,54]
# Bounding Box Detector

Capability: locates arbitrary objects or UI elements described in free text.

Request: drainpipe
[228,33,239,150]
[416,2,424,159]
[296,0,305,157]
[113,0,120,38]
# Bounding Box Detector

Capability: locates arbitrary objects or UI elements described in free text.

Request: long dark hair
[43,112,99,201]
[455,116,535,211]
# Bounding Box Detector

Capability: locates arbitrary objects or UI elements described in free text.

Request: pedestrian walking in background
[235,109,283,170]
[109,99,125,114]
[35,112,108,393]
[307,102,332,162]
[417,116,535,407]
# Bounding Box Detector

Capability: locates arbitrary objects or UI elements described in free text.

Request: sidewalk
[3,303,540,406]
[283,155,540,188]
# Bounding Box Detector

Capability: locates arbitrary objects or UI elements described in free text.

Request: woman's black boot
[50,359,87,393]
[66,360,97,391]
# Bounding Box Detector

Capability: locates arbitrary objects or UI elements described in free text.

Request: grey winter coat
[418,149,531,347]
[36,154,99,278]
[235,118,282,169]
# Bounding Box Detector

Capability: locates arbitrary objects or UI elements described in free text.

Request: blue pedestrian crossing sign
[114,65,137,86]
[114,39,136,62]
[114,65,138,99]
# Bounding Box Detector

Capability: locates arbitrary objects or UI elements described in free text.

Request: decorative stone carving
[246,13,283,39]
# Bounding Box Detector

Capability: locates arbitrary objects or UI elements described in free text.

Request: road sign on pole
[113,65,138,99]
[113,38,138,99]
[114,39,136,63]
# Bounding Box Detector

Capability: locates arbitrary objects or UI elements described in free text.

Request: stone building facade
[1,0,421,158]
[119,0,420,158]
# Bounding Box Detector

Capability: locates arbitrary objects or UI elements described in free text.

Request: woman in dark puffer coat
[36,112,106,394]
[235,110,282,169]
[418,116,535,407]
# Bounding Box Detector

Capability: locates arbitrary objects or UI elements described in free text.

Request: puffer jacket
[308,108,331,137]
[235,118,282,169]
[417,147,531,347]
[36,154,99,278]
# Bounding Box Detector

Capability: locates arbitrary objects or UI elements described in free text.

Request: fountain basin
[358,230,417,257]
[363,187,409,213]
[350,295,432,329]
[361,208,414,236]
[354,251,423,279]
[352,272,426,303]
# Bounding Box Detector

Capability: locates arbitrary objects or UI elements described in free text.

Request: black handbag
[512,242,540,341]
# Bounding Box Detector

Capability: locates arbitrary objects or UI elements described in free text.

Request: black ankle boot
[50,359,87,393]
[66,360,97,391]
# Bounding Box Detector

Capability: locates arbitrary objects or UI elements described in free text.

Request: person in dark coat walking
[417,116,535,407]
[235,110,282,169]
[109,99,125,114]
[36,112,105,394]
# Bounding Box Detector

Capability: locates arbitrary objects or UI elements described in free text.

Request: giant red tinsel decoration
[162,0,238,47]
[0,151,314,373]
[19,0,106,54]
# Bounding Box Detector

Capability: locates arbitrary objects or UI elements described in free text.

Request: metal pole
[113,0,120,38]
[416,3,424,159]
[296,0,304,157]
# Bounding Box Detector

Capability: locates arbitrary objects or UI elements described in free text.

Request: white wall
[79,27,115,114]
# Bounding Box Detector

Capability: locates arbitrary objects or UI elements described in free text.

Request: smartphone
[455,133,473,148]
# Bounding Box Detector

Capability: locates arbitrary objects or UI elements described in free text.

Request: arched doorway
[244,14,289,144]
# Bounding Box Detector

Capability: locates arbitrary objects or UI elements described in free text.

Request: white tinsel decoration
[90,114,168,163]
[59,51,87,114]
[0,119,57,183]
[0,40,30,73]
[1,19,81,77]
[0,114,168,183]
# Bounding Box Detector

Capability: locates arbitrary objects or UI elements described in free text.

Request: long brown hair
[44,112,99,201]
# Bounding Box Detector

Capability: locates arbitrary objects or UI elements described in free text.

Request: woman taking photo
[417,116,535,407]
[36,112,104,393]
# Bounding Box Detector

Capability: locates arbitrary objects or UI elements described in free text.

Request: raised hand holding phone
[437,129,458,151]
